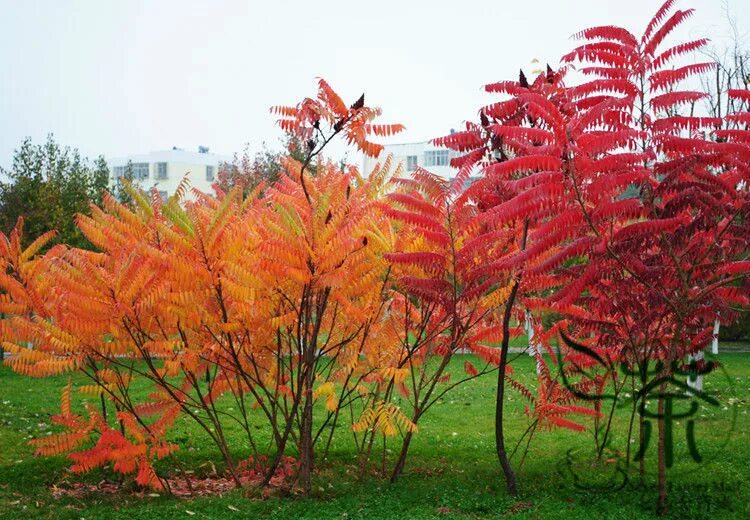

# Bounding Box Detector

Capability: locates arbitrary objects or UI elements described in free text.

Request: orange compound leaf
[69,446,111,474]
[437,374,451,384]
[135,457,163,490]
[149,404,182,439]
[150,442,179,460]
[365,123,405,137]
[30,430,91,457]
[271,79,402,160]
[471,344,502,365]
[546,415,587,433]
[317,78,348,117]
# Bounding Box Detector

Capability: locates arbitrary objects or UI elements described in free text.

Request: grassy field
[0,353,748,519]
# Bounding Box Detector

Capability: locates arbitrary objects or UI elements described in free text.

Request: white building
[108,147,230,200]
[362,140,459,180]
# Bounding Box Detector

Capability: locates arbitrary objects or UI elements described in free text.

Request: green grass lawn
[1,353,748,519]
[716,340,750,352]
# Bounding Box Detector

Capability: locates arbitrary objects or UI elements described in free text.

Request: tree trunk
[219,442,243,489]
[261,401,298,487]
[298,375,315,495]
[495,359,518,496]
[639,412,646,480]
[390,429,414,483]
[656,394,668,515]
[357,429,377,477]
[495,282,520,496]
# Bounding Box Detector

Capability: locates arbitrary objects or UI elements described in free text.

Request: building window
[206,165,215,182]
[130,162,148,180]
[112,163,148,180]
[424,150,450,167]
[406,155,418,171]
[158,190,168,202]
[156,162,168,180]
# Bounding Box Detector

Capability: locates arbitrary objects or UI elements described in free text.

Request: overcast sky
[1,0,748,169]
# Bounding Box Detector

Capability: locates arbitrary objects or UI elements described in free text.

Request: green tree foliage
[721,308,750,341]
[112,160,137,207]
[0,134,109,248]
[215,136,313,196]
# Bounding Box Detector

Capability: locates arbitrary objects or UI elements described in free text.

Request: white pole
[688,318,720,394]
[525,309,534,356]
[686,350,704,393]
[711,318,720,355]
[525,309,542,374]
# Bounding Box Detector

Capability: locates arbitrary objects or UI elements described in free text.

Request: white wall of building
[108,148,230,200]
[113,140,463,202]
[362,141,459,180]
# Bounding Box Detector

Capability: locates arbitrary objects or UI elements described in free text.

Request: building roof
[108,148,231,167]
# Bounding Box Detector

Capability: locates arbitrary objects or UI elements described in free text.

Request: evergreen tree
[0,134,110,248]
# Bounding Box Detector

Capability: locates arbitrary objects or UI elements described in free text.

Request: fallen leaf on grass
[506,501,534,515]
